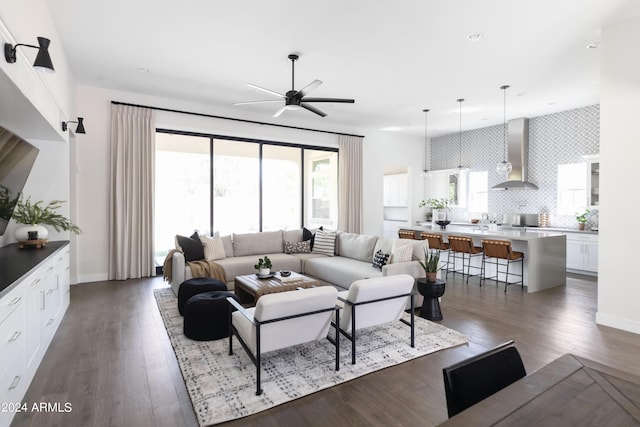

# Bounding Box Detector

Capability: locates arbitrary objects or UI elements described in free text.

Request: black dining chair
[442,340,526,418]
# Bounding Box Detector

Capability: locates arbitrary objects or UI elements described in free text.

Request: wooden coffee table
[234,273,319,306]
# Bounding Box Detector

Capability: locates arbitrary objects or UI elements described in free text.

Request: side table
[416,278,446,320]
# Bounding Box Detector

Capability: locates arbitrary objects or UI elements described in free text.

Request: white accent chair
[332,274,416,365]
[227,286,340,395]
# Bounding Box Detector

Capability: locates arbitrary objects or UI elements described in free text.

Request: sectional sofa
[169,229,431,306]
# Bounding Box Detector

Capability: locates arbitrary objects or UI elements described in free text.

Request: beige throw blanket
[163,249,227,283]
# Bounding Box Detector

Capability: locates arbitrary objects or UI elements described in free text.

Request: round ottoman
[178,277,227,315]
[183,291,239,341]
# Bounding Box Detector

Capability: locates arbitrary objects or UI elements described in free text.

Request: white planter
[259,268,271,276]
[14,224,48,241]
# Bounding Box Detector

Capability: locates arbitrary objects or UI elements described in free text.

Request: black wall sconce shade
[4,37,55,72]
[62,117,86,134]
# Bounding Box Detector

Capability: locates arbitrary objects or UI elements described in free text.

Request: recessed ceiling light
[467,33,482,41]
[587,42,601,49]
[137,67,151,73]
[548,102,557,106]
[516,92,527,97]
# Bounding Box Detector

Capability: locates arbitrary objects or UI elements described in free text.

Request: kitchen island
[401,225,566,293]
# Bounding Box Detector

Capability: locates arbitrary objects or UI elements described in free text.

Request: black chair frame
[442,340,526,418]
[446,249,483,284]
[329,292,415,365]
[480,252,524,292]
[227,297,341,396]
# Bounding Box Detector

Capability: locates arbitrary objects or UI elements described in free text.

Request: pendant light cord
[457,99,464,167]
[423,109,429,172]
[502,85,509,162]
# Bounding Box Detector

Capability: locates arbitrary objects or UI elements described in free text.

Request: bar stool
[446,235,483,284]
[480,239,524,292]
[398,229,416,239]
[419,232,452,272]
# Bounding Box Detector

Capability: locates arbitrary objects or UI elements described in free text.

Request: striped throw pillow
[312,230,337,256]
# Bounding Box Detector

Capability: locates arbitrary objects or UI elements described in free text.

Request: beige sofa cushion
[336,232,378,262]
[282,229,303,243]
[233,230,283,257]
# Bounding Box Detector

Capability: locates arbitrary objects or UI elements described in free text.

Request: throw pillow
[312,229,336,256]
[176,232,204,262]
[388,244,412,264]
[303,226,322,250]
[200,233,226,261]
[372,249,390,270]
[284,240,311,254]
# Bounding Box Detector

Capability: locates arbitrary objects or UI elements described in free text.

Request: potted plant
[11,196,82,241]
[576,209,590,231]
[418,198,450,222]
[418,248,443,283]
[254,256,273,276]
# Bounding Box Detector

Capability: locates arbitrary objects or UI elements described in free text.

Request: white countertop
[413,222,598,235]
[404,225,566,241]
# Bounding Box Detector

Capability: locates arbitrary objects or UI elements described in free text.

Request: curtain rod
[110,101,364,138]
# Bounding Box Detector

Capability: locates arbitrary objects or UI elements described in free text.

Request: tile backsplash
[430,105,600,229]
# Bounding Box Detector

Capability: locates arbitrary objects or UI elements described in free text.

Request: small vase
[15,224,48,241]
[426,272,437,283]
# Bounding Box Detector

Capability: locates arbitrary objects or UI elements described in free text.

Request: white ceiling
[47,0,640,137]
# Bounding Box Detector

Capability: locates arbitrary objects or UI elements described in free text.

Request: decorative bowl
[435,220,451,230]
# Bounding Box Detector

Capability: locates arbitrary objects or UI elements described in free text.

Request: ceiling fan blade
[301,97,355,103]
[233,100,283,106]
[273,106,288,118]
[300,103,327,117]
[247,83,285,98]
[296,79,323,98]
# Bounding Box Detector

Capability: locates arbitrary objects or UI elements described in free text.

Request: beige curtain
[108,105,156,280]
[338,135,363,233]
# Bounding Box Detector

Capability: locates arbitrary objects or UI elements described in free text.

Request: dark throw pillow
[372,249,390,270]
[176,232,204,262]
[303,226,323,251]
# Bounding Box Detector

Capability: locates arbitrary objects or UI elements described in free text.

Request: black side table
[417,278,446,321]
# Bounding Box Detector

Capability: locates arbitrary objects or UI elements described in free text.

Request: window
[557,163,587,215]
[468,171,488,213]
[154,131,338,257]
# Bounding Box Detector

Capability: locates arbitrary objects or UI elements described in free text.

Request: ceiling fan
[234,53,355,118]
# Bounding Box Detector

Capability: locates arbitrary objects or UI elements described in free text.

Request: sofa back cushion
[221,235,233,257]
[233,230,283,257]
[336,232,378,262]
[282,229,303,243]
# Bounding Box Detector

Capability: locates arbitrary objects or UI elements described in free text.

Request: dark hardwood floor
[11,273,640,427]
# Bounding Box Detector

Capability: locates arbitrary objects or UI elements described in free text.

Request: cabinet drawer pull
[8,331,22,342]
[46,318,54,326]
[9,296,22,306]
[46,266,55,272]
[8,375,21,390]
[31,278,41,286]
[47,289,54,295]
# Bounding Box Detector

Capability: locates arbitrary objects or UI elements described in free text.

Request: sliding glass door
[262,145,302,231]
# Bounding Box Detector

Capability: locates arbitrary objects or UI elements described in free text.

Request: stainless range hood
[492,117,538,190]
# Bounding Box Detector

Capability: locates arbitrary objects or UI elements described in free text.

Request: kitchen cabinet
[585,155,599,209]
[566,232,598,274]
[0,242,69,427]
[383,173,408,207]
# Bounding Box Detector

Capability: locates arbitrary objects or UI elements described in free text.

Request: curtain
[338,135,363,233]
[108,105,156,280]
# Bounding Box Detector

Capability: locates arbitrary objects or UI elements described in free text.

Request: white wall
[74,84,425,283]
[596,15,640,334]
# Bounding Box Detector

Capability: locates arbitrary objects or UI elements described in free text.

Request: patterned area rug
[153,287,467,426]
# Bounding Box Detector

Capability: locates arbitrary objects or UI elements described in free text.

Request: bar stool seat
[419,232,452,271]
[398,229,416,239]
[480,239,524,292]
[446,235,483,284]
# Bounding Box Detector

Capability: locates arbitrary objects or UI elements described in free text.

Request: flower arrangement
[418,198,450,210]
[12,196,81,234]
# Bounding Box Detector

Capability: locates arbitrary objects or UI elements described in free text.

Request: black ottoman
[183,291,239,341]
[178,277,227,315]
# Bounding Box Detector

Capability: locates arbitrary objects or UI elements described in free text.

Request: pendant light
[455,98,466,173]
[421,108,430,177]
[496,85,513,176]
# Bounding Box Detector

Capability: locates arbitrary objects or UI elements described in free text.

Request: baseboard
[596,312,640,335]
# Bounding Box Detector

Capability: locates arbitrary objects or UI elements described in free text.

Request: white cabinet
[0,243,70,427]
[383,173,408,207]
[566,233,598,274]
[585,155,600,209]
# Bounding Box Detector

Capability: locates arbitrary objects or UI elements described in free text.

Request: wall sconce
[61,117,86,134]
[4,37,55,72]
